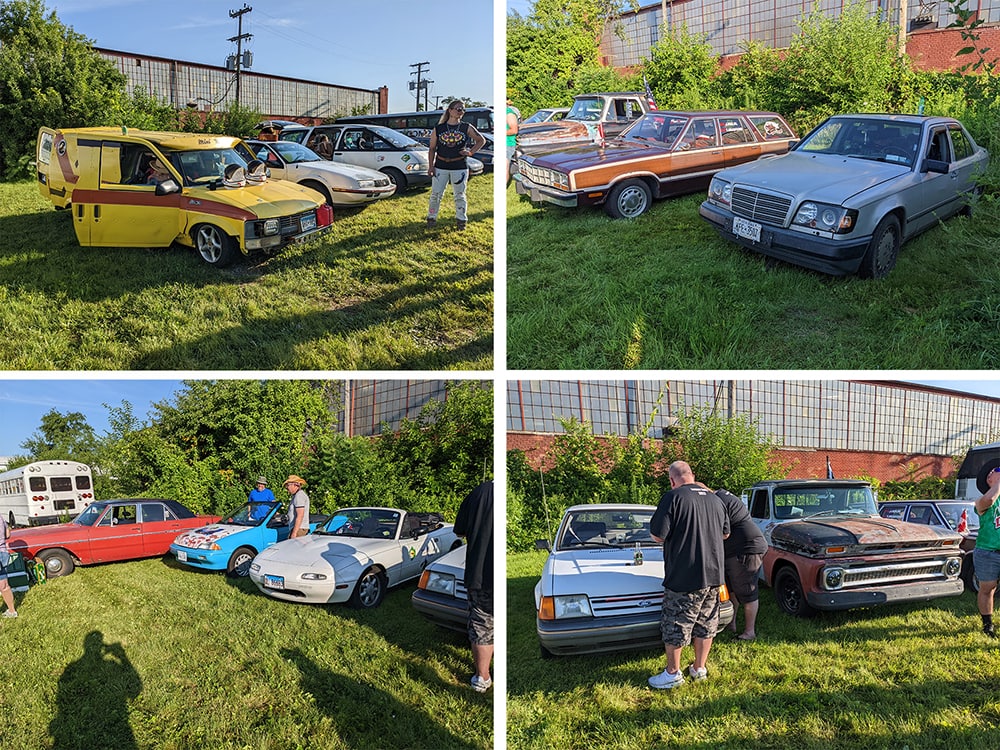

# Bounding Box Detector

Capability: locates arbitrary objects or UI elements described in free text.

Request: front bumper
[169,544,227,571]
[249,564,341,604]
[699,200,872,276]
[537,599,734,656]
[804,577,964,611]
[514,175,579,209]
[412,589,469,633]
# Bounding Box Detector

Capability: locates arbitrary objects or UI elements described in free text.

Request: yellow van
[36,126,333,267]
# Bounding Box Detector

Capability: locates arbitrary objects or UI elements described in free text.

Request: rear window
[50,477,73,492]
[29,477,47,492]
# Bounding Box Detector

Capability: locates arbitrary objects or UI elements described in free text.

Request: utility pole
[228,4,253,106]
[409,61,431,111]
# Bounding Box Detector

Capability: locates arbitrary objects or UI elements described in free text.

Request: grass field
[507,551,1000,750]
[0,178,493,370]
[506,184,1000,369]
[0,557,492,750]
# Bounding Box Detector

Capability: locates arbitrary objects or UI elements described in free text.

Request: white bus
[0,460,95,527]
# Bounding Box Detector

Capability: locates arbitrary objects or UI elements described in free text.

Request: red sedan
[7,499,220,578]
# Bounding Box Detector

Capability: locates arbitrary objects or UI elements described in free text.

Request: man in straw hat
[283,475,310,538]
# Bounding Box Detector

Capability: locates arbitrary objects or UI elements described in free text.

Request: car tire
[604,179,652,219]
[382,167,406,192]
[300,179,333,207]
[193,224,239,267]
[37,548,75,578]
[227,546,257,577]
[964,557,980,593]
[857,214,900,280]
[349,567,387,609]
[773,566,816,618]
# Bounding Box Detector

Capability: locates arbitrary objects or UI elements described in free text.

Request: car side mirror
[923,158,950,174]
[535,538,551,552]
[155,179,180,195]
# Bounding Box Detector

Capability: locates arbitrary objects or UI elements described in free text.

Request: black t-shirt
[650,483,729,592]
[433,121,471,169]
[454,480,493,592]
[716,489,769,557]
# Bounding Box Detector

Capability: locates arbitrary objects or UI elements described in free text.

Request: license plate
[300,214,317,232]
[733,216,762,243]
[176,550,187,562]
[264,574,284,590]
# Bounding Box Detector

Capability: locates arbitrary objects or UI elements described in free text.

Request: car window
[880,505,906,520]
[101,142,155,186]
[342,129,372,151]
[950,126,974,161]
[114,505,138,525]
[255,146,283,167]
[140,503,165,523]
[719,118,751,144]
[926,128,951,162]
[613,99,643,121]
[906,505,934,525]
[678,118,718,150]
[280,129,308,144]
[749,116,795,141]
[748,489,770,519]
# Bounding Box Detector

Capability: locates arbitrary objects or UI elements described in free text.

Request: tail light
[316,203,333,227]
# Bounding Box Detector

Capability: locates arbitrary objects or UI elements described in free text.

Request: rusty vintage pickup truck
[744,479,965,617]
[515,92,652,156]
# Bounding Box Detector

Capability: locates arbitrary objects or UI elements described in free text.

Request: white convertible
[249,507,461,609]
[247,140,395,207]
[535,503,734,657]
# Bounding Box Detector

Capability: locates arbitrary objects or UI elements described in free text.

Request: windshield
[622,113,687,146]
[74,504,107,527]
[223,501,279,526]
[167,146,253,186]
[556,508,657,550]
[936,502,980,532]
[267,140,321,164]
[797,118,922,167]
[317,508,401,539]
[773,486,878,519]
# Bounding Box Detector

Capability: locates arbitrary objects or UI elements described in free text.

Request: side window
[342,129,364,150]
[114,504,138,525]
[679,118,718,150]
[371,134,393,150]
[949,127,974,161]
[140,503,165,523]
[719,118,750,144]
[613,99,642,121]
[906,505,932,525]
[102,142,152,186]
[749,116,794,140]
[880,506,906,520]
[749,489,770,520]
[927,128,951,162]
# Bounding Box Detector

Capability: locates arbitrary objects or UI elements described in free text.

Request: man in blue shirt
[248,476,275,522]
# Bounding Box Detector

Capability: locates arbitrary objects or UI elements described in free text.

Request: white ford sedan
[247,139,395,207]
[535,503,733,657]
[249,507,461,609]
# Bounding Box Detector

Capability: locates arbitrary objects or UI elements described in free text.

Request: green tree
[18,409,98,461]
[0,0,129,178]
[641,24,718,110]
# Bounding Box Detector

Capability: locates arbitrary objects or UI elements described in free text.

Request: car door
[720,116,762,167]
[88,503,144,563]
[79,141,183,247]
[909,125,968,234]
[665,117,724,193]
[335,127,381,171]
[139,502,189,556]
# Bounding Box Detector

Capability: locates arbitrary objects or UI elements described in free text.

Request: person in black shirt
[716,488,768,641]
[426,100,486,230]
[454,480,493,692]
[648,461,728,689]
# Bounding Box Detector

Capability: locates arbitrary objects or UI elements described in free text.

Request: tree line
[11,380,493,520]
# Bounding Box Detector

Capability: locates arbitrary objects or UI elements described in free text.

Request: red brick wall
[507,433,955,482]
[906,27,1000,71]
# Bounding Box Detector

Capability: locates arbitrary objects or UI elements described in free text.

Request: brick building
[506,380,1000,483]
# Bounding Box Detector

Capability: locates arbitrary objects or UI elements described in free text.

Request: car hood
[284,160,389,181]
[721,151,907,204]
[541,547,665,596]
[426,544,466,577]
[770,514,963,555]
[525,140,661,171]
[8,522,88,547]
[173,523,252,548]
[185,180,322,217]
[254,534,397,569]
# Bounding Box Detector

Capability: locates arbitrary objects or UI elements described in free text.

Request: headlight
[944,558,962,578]
[250,563,260,573]
[422,570,456,596]
[709,177,732,206]
[823,567,845,590]
[407,162,425,172]
[358,179,376,188]
[553,594,593,619]
[263,218,280,236]
[301,572,328,581]
[792,202,856,233]
[196,542,221,551]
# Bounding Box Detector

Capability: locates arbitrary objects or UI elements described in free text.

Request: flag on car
[957,508,969,533]
[643,76,657,110]
[826,456,834,479]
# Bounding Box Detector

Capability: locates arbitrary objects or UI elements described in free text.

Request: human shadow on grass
[280,647,482,750]
[129,263,493,369]
[49,630,142,750]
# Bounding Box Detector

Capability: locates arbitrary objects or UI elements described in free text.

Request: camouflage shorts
[467,589,494,646]
[660,586,721,647]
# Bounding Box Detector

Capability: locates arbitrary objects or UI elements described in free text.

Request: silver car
[700,114,989,278]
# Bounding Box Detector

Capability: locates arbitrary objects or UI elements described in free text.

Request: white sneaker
[470,675,492,693]
[2,610,17,619]
[688,665,707,681]
[648,668,685,689]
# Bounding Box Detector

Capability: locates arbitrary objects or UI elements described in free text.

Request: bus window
[29,476,47,492]
[51,476,73,492]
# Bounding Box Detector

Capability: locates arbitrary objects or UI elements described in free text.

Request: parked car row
[514,104,988,279]
[7,499,462,611]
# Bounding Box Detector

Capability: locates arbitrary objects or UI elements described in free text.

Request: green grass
[0,558,491,750]
[0,178,493,370]
[506,184,1000,369]
[507,551,1000,750]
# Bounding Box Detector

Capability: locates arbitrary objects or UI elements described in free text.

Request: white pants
[428,168,469,222]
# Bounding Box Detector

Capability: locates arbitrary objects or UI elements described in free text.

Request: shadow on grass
[50,630,142,750]
[281,646,482,750]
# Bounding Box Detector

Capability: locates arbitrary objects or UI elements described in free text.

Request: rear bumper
[699,200,872,276]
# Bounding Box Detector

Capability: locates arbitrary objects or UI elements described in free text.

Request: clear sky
[46,0,495,113]
[0,379,186,457]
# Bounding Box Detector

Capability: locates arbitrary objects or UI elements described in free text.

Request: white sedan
[535,503,734,657]
[249,507,461,609]
[247,139,395,207]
